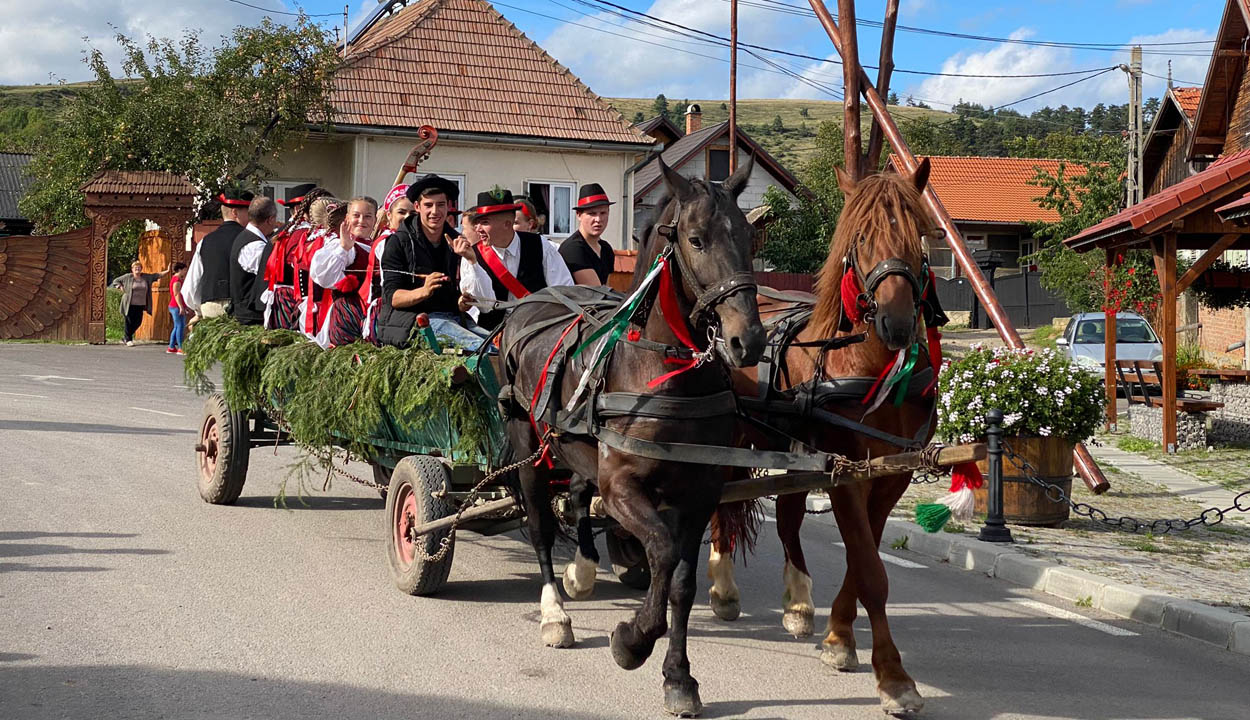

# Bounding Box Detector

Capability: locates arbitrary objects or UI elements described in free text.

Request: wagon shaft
[717,443,985,504]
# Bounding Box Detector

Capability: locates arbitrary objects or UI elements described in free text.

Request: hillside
[607,97,955,170]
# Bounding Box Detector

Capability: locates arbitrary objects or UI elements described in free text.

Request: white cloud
[538,0,815,100]
[910,29,1075,111]
[0,0,292,85]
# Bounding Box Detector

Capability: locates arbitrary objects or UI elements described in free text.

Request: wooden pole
[1104,248,1118,431]
[1157,231,1179,452]
[838,0,862,179]
[865,0,899,170]
[804,0,1109,493]
[729,0,738,173]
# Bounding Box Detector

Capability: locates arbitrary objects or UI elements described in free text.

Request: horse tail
[710,499,764,563]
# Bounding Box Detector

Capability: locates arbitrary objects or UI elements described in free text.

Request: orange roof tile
[332,0,651,146]
[889,155,1087,224]
[1172,86,1202,121]
[1066,147,1250,249]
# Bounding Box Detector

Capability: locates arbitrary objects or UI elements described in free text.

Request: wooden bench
[1114,360,1225,413]
[1189,368,1250,384]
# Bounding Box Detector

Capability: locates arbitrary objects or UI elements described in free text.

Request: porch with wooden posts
[1065,149,1250,452]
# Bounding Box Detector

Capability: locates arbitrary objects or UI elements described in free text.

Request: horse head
[655,155,765,367]
[820,159,943,352]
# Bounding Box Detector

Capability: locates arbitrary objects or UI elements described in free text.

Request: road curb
[878,517,1250,656]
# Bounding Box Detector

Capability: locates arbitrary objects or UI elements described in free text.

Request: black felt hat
[575,183,614,210]
[278,183,317,207]
[217,183,255,208]
[466,187,520,218]
[406,174,460,205]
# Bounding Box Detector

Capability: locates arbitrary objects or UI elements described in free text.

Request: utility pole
[729,0,738,173]
[343,5,350,59]
[1122,46,1144,206]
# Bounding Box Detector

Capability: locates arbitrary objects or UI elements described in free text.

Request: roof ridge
[892,153,1085,163]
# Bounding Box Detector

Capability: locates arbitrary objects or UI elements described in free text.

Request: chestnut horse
[497,157,765,717]
[709,161,945,715]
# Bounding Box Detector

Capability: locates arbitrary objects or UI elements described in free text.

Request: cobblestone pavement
[895,463,1250,615]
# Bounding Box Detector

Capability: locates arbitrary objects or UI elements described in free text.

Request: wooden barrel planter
[973,436,1073,527]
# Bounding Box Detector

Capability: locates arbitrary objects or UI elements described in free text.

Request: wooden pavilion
[1065,0,1250,453]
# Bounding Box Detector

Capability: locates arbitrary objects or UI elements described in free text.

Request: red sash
[364,229,392,305]
[476,240,530,300]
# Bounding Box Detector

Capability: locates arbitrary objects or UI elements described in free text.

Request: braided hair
[280,187,333,233]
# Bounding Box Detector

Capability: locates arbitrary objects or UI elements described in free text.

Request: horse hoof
[782,609,814,638]
[609,622,649,670]
[879,686,924,716]
[562,555,597,600]
[541,620,575,648]
[819,642,859,672]
[663,680,703,717]
[709,593,740,621]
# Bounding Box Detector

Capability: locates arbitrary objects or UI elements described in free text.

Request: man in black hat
[181,185,254,319]
[376,174,485,348]
[457,187,574,330]
[229,195,282,326]
[559,183,617,287]
[276,182,317,215]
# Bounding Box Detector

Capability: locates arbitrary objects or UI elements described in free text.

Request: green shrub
[105,288,123,341]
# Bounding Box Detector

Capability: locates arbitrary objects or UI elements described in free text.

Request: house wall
[934,222,1031,279]
[1147,121,1196,197]
[1223,64,1250,156]
[275,134,634,249]
[1194,304,1250,367]
[633,146,795,244]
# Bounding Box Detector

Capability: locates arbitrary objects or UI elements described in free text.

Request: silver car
[1055,311,1163,373]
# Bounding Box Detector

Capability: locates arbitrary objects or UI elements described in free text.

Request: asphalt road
[2,343,1248,720]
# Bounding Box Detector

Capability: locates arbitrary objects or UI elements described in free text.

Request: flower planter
[972,436,1073,527]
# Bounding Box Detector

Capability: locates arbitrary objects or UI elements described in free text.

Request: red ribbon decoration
[840,269,864,325]
[529,315,583,468]
[476,240,530,300]
[577,193,610,207]
[363,229,392,305]
[647,258,703,388]
[470,203,521,216]
[950,462,984,492]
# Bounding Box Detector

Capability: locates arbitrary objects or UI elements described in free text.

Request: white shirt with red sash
[459,231,574,323]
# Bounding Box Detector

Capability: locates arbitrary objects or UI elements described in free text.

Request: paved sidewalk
[1090,442,1248,517]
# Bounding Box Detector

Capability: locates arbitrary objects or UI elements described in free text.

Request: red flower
[627,328,641,342]
[1127,267,1136,276]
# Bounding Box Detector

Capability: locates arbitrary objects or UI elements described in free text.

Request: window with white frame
[260,180,317,223]
[525,180,577,239]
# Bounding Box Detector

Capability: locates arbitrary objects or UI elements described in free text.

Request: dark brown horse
[497,157,764,716]
[708,162,943,715]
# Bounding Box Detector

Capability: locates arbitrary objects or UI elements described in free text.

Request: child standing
[167,262,188,354]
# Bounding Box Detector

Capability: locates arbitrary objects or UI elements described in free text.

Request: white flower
[1039,426,1052,437]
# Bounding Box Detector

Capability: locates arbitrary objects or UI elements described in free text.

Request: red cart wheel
[195,393,250,505]
[385,455,456,596]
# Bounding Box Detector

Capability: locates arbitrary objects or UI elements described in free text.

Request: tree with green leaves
[632,111,645,124]
[20,17,340,234]
[771,114,784,132]
[757,121,845,273]
[888,91,900,105]
[652,94,671,121]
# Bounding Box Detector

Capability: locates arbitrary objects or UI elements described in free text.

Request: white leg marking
[707,545,741,621]
[562,550,598,600]
[540,582,575,648]
[781,560,815,638]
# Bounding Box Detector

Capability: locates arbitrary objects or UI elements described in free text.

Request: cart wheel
[371,463,392,500]
[196,393,250,505]
[606,528,650,590]
[385,455,456,596]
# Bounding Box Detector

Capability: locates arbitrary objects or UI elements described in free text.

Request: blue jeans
[426,312,492,351]
[168,307,186,349]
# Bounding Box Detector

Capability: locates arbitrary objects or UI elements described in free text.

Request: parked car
[1056,311,1163,373]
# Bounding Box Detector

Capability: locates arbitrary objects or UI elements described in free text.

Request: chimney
[685,103,702,134]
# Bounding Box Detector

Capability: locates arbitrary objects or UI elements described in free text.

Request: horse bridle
[655,200,758,327]
[845,232,926,325]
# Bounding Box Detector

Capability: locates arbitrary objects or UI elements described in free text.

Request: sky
[0,0,1224,115]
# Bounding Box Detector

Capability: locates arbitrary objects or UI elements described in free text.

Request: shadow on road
[0,665,620,720]
[231,494,384,511]
[0,420,194,436]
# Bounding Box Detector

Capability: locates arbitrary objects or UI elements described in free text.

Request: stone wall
[1209,384,1250,445]
[1127,405,1207,451]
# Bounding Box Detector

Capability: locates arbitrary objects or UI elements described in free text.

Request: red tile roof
[332,0,651,146]
[80,171,196,196]
[889,155,1086,224]
[1066,147,1250,249]
[1214,191,1250,218]
[1173,86,1202,122]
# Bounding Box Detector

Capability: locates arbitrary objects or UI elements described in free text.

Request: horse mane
[808,171,931,338]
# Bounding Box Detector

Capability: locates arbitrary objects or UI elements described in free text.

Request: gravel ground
[894,464,1250,615]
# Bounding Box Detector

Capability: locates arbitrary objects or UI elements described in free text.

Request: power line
[731,0,1215,55]
[1142,70,1205,87]
[570,0,1124,79]
[223,0,340,17]
[995,67,1120,109]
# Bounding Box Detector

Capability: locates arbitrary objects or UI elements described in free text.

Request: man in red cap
[559,183,616,287]
[456,187,573,330]
[181,184,253,320]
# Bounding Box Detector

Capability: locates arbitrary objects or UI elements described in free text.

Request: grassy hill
[607,97,954,172]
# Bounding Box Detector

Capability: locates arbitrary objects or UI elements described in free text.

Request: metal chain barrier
[1002,440,1250,535]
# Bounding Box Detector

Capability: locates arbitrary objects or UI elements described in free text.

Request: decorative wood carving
[0,229,93,340]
